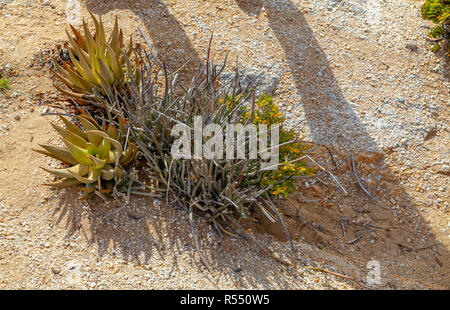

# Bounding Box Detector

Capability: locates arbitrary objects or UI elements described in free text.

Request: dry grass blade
[351,154,376,201]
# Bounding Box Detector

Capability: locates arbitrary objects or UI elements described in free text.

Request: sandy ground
[0,0,448,289]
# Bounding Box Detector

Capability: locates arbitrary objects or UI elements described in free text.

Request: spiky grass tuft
[92,32,312,260]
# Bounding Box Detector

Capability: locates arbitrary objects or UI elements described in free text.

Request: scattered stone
[406,43,418,53]
[220,63,282,96]
[51,267,60,275]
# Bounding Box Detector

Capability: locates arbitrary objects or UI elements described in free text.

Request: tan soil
[0,0,448,289]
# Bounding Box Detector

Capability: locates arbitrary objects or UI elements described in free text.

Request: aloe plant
[34,113,137,199]
[51,11,138,105]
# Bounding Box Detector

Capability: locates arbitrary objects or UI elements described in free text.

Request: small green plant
[34,112,137,199]
[432,43,442,52]
[0,78,10,90]
[422,0,450,56]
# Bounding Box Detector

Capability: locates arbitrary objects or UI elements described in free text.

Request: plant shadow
[85,0,203,73]
[56,188,317,289]
[74,0,449,288]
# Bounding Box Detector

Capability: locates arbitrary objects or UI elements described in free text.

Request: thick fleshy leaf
[69,168,101,184]
[118,116,127,134]
[124,50,134,78]
[50,67,77,91]
[65,30,93,79]
[66,28,82,52]
[52,59,70,79]
[120,141,137,166]
[78,116,102,146]
[105,43,123,80]
[51,123,87,149]
[61,138,92,166]
[133,67,141,86]
[107,151,116,164]
[68,49,84,75]
[88,154,107,170]
[41,164,89,179]
[97,58,114,85]
[115,165,124,179]
[69,24,87,51]
[70,164,90,176]
[64,65,97,92]
[41,166,73,179]
[68,49,99,85]
[34,144,77,165]
[127,34,133,58]
[44,178,81,187]
[80,185,95,193]
[58,114,87,140]
[87,142,99,156]
[53,84,93,101]
[88,10,106,44]
[98,138,111,158]
[119,29,124,51]
[101,165,115,180]
[72,43,91,69]
[77,115,99,132]
[109,16,119,50]
[83,20,98,71]
[87,132,102,147]
[107,124,118,140]
[87,130,123,155]
[79,112,102,129]
[98,16,107,44]
[54,12,134,103]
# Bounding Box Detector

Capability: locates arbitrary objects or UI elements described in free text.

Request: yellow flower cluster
[253,94,313,196]
[281,160,296,172]
[272,185,289,196]
[227,92,314,197]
